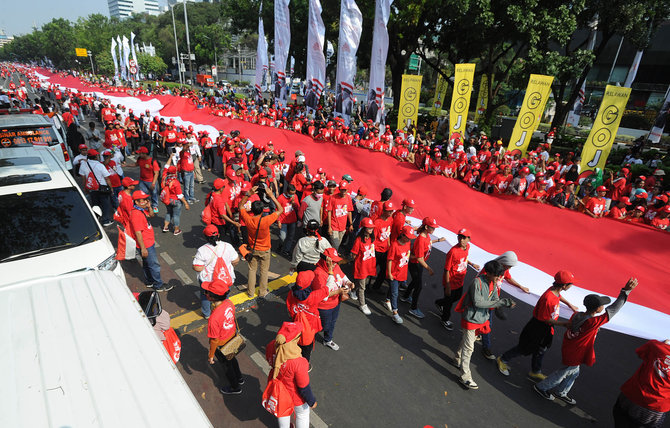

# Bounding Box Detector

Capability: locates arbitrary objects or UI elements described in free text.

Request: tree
[137,52,168,77]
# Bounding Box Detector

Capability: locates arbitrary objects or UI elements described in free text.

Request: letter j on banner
[579,85,631,180]
[449,64,476,137]
[507,74,554,157]
[397,74,423,130]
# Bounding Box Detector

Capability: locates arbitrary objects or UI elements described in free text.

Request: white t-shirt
[78,159,110,185]
[192,241,238,283]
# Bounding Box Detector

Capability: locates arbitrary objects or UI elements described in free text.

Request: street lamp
[170,3,184,85]
[87,50,96,76]
[183,0,194,85]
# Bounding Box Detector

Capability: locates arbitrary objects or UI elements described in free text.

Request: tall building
[0,30,14,48]
[108,0,160,19]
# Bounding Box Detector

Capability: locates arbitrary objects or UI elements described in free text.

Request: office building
[108,0,160,19]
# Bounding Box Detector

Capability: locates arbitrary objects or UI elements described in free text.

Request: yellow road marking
[170,273,297,329]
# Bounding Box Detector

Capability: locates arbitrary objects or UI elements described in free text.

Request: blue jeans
[481,309,494,350]
[165,202,183,227]
[536,365,580,396]
[181,171,194,201]
[279,222,296,253]
[139,180,158,209]
[198,278,212,317]
[387,279,404,311]
[142,245,163,288]
[90,190,112,224]
[319,305,340,342]
[501,345,547,374]
[111,185,123,209]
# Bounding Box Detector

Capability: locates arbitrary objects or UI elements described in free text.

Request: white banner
[335,0,363,124]
[255,8,269,104]
[366,0,392,123]
[122,35,131,82]
[274,0,291,108]
[305,0,326,113]
[117,36,125,81]
[111,38,119,79]
[649,86,670,143]
[130,32,139,80]
[566,81,585,127]
[624,50,643,88]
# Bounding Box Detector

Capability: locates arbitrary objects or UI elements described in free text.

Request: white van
[0,270,212,428]
[0,146,124,285]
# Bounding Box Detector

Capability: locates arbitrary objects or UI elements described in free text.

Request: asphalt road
[3,72,663,428]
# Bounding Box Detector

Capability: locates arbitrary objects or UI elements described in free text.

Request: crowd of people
[3,63,669,428]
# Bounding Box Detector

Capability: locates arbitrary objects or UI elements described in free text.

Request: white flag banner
[116,36,125,80]
[274,0,291,108]
[111,38,119,79]
[305,0,326,113]
[335,0,363,124]
[130,32,139,80]
[624,50,643,88]
[649,86,670,143]
[122,35,131,82]
[566,81,586,127]
[366,0,392,123]
[255,8,269,104]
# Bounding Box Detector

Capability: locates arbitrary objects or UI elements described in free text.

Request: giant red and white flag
[366,0,392,124]
[255,7,269,103]
[334,0,363,124]
[305,0,326,114]
[274,0,291,108]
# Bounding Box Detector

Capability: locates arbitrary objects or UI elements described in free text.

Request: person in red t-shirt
[371,201,395,292]
[327,181,354,250]
[277,184,300,256]
[384,226,416,324]
[116,177,138,228]
[609,197,632,220]
[402,217,446,318]
[437,228,480,330]
[498,271,579,380]
[205,279,244,395]
[534,278,638,405]
[130,190,169,291]
[390,198,415,241]
[615,338,670,427]
[350,218,377,315]
[135,147,160,212]
[585,185,608,218]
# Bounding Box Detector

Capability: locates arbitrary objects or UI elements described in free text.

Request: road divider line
[174,268,193,285]
[171,310,205,329]
[229,273,297,306]
[160,252,175,265]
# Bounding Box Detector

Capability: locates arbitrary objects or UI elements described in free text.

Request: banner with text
[449,63,475,137]
[507,74,554,156]
[274,0,291,108]
[306,0,326,114]
[579,85,631,179]
[366,0,392,123]
[335,0,363,125]
[474,75,489,124]
[397,74,423,130]
[431,73,448,115]
[255,8,269,103]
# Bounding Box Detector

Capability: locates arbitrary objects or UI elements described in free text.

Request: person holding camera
[239,186,283,298]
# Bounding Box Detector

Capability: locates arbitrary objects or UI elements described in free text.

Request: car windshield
[0,126,60,147]
[0,187,102,262]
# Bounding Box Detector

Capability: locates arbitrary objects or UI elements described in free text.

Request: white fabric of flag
[111,38,119,79]
[624,50,643,88]
[130,32,139,79]
[255,8,269,103]
[117,36,125,80]
[305,0,326,112]
[274,0,291,108]
[366,0,392,123]
[122,35,131,82]
[334,0,363,123]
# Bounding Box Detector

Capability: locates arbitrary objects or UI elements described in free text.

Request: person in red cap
[130,190,170,291]
[402,217,446,318]
[614,337,670,427]
[350,217,377,315]
[276,184,300,257]
[390,198,415,242]
[72,143,89,173]
[383,225,416,324]
[498,270,579,381]
[209,177,241,243]
[326,181,354,250]
[116,177,138,227]
[609,197,632,220]
[369,187,393,221]
[205,279,244,394]
[371,200,395,292]
[79,148,114,226]
[264,321,318,427]
[134,147,160,213]
[534,278,638,405]
[436,228,480,330]
[311,248,354,350]
[193,224,240,319]
[651,205,670,230]
[509,167,529,196]
[584,185,608,218]
[161,166,190,235]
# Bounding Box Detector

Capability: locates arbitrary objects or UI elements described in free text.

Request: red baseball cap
[403,198,416,208]
[458,228,471,237]
[277,321,303,342]
[619,197,632,205]
[636,206,646,212]
[78,144,88,150]
[88,149,99,156]
[357,186,368,196]
[203,224,219,236]
[558,178,566,184]
[422,217,438,228]
[132,190,150,200]
[339,180,349,189]
[213,178,226,190]
[636,192,648,199]
[295,270,315,290]
[122,177,139,187]
[202,279,230,295]
[402,226,417,239]
[664,205,670,213]
[554,270,575,285]
[241,182,252,192]
[137,146,149,154]
[596,185,607,192]
[167,166,177,174]
[322,247,342,262]
[234,147,243,154]
[654,195,668,203]
[383,201,395,211]
[258,169,268,178]
[361,217,374,228]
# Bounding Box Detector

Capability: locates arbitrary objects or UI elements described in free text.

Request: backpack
[201,191,214,225]
[208,245,233,286]
[261,377,294,418]
[160,178,175,205]
[84,161,100,191]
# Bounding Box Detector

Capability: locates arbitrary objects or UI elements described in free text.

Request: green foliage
[620,113,653,130]
[137,53,167,76]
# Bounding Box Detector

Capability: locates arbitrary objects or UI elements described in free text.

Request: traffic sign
[408,54,420,71]
[75,48,88,57]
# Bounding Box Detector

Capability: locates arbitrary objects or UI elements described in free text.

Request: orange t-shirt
[239,210,279,251]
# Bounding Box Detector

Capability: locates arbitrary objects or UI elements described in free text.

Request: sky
[0,0,168,37]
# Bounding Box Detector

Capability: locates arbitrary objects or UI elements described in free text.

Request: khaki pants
[455,327,477,383]
[247,249,271,297]
[356,277,369,306]
[194,157,204,183]
[331,230,346,250]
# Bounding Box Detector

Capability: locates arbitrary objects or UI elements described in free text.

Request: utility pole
[171,4,183,85]
[183,0,194,85]
[87,50,95,76]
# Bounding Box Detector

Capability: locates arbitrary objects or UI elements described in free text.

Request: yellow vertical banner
[431,73,448,115]
[579,85,631,179]
[474,75,490,124]
[507,74,554,156]
[397,74,423,130]
[449,64,476,137]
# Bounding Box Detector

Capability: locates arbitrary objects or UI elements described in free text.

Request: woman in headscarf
[265,322,317,428]
[290,219,331,272]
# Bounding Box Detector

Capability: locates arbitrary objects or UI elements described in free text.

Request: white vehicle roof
[0,113,52,128]
[0,270,212,428]
[0,146,72,192]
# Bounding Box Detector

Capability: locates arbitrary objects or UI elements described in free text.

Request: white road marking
[160,252,175,265]
[174,268,193,284]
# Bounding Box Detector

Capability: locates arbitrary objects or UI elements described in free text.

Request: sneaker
[435,302,444,314]
[533,384,555,401]
[308,364,313,373]
[219,386,242,395]
[162,227,170,233]
[155,284,174,292]
[557,394,577,405]
[383,299,392,312]
[349,291,358,300]
[359,304,372,315]
[441,320,454,331]
[482,348,496,360]
[528,371,547,381]
[237,378,245,386]
[173,229,182,236]
[145,283,156,289]
[497,357,510,376]
[408,308,425,319]
[392,313,404,324]
[399,295,412,303]
[324,340,340,351]
[102,221,114,227]
[459,379,479,390]
[190,198,199,203]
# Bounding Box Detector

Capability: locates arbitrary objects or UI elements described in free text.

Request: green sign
[408,54,420,71]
